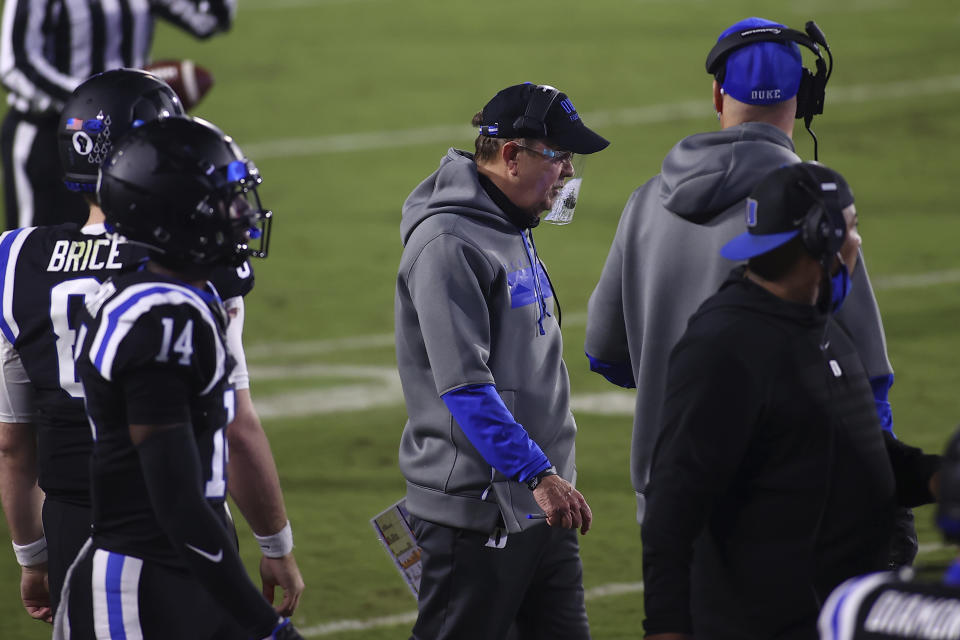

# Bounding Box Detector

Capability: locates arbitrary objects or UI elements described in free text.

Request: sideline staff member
[395,83,607,640]
[583,17,897,538]
[641,163,939,640]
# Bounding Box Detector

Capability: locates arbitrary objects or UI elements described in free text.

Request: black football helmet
[58,68,185,192]
[98,117,272,269]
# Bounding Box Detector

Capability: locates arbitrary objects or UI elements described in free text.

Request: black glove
[260,618,304,640]
[887,507,919,569]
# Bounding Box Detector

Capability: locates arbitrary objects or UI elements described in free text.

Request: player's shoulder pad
[0,227,38,344]
[86,280,226,391]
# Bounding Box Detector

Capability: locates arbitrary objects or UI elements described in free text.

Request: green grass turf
[2,0,960,637]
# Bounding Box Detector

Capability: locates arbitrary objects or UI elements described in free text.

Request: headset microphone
[805,20,828,48]
[801,21,833,160]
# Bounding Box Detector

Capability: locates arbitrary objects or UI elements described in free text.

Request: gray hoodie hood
[660,122,797,223]
[400,149,513,246]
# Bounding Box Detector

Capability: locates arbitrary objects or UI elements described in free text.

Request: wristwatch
[525,466,558,491]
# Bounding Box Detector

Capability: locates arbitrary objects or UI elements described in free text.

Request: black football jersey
[819,569,960,639]
[0,224,140,502]
[76,270,236,566]
[0,223,254,505]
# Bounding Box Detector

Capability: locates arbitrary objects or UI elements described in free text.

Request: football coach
[640,162,939,640]
[395,82,608,640]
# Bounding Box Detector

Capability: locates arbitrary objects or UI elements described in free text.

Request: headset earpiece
[512,86,560,137]
[798,172,845,258]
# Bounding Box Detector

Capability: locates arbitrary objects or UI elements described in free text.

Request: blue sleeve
[586,352,636,389]
[870,373,894,434]
[441,384,551,483]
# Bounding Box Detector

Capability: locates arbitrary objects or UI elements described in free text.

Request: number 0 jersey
[76,270,235,566]
[0,223,255,505]
[0,223,139,503]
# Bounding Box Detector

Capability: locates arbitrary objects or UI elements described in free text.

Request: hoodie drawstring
[520,229,552,335]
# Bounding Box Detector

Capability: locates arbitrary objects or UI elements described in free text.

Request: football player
[54,116,302,639]
[818,427,957,640]
[0,69,301,623]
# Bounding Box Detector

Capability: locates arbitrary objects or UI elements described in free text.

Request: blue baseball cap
[721,162,853,261]
[715,17,803,106]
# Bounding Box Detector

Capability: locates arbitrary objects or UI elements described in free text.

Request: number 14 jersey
[75,269,235,566]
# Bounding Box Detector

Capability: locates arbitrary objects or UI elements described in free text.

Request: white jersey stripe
[91,549,144,640]
[818,571,897,640]
[91,550,110,639]
[89,282,225,393]
[119,554,144,640]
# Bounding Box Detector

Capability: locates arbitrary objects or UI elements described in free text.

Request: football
[142,59,214,111]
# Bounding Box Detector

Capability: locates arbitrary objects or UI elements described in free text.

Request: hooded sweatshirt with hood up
[584,122,892,522]
[395,148,576,534]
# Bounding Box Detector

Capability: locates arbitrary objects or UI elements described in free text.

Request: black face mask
[830,262,852,313]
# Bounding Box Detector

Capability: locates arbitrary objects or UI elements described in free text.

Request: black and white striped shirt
[0,0,236,114]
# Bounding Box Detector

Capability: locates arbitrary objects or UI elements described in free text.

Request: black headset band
[512,86,560,137]
[706,26,820,76]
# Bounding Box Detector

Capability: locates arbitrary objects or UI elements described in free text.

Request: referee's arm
[152,0,237,37]
[0,0,77,112]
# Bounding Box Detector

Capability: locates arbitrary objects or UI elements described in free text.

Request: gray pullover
[585,122,892,522]
[396,149,577,534]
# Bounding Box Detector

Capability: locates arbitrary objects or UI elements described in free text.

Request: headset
[477,85,560,138]
[513,85,560,137]
[796,165,846,259]
[705,21,833,159]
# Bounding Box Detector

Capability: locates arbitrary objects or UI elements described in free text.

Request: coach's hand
[260,553,305,616]
[20,564,52,623]
[533,475,592,534]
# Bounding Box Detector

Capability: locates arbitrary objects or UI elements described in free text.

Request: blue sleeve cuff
[586,352,636,388]
[441,384,551,483]
[870,373,894,434]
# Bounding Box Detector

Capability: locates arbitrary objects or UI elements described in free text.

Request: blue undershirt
[441,384,551,484]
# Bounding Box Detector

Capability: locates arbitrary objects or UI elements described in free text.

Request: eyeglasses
[512,143,574,165]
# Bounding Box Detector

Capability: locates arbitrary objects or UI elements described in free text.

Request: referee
[0,0,236,230]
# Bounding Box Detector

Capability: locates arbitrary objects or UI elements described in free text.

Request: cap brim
[550,125,610,155]
[720,229,800,261]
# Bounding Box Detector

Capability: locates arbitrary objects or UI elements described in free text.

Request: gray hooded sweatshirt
[396,149,577,534]
[585,122,891,522]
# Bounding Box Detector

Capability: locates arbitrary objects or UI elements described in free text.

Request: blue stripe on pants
[106,553,127,640]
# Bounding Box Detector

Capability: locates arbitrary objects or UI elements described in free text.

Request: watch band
[526,465,558,491]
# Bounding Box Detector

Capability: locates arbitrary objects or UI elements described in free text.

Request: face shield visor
[542,154,586,225]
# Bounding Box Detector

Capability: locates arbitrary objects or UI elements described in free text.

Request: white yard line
[300,581,646,636]
[243,75,960,159]
[247,266,960,418]
[302,542,950,636]
[241,0,388,10]
[246,267,960,363]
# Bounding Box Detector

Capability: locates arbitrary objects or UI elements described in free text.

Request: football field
[2,0,960,637]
